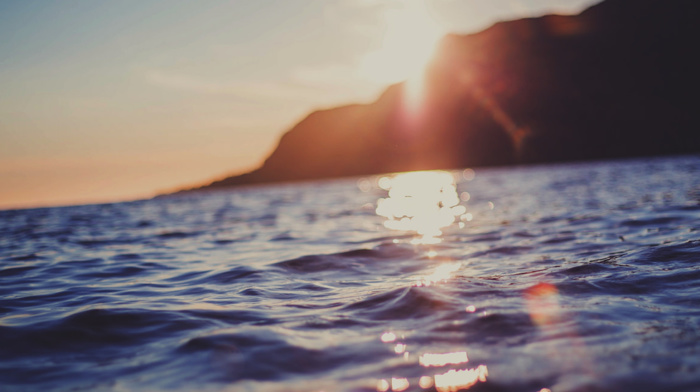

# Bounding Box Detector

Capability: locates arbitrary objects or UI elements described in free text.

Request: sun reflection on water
[381,332,397,343]
[377,379,390,392]
[372,171,487,390]
[391,377,410,392]
[434,365,488,392]
[377,329,488,391]
[419,351,469,367]
[419,375,434,389]
[414,261,461,287]
[375,171,466,244]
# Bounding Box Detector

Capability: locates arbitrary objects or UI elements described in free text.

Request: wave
[1,156,700,391]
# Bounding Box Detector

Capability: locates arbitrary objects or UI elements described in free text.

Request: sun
[358,0,444,85]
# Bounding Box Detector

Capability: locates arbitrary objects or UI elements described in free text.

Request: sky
[0,0,598,210]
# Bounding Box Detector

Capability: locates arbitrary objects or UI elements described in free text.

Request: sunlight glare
[358,0,443,85]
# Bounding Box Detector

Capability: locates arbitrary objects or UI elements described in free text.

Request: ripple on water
[1,156,700,391]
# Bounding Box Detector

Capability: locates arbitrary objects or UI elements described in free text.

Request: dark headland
[183,0,700,193]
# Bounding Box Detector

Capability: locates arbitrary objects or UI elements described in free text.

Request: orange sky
[0,0,597,210]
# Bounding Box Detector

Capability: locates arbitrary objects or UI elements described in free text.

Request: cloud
[143,66,383,108]
[144,69,283,99]
[144,69,295,101]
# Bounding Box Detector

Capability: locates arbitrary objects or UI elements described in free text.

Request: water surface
[1,156,700,391]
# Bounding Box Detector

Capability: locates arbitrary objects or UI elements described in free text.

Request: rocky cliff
[200,0,700,190]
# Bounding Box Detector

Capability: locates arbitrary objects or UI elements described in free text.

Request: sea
[1,155,700,392]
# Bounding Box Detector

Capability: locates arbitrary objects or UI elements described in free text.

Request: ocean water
[1,156,700,392]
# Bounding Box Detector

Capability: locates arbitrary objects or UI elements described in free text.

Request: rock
[194,0,700,192]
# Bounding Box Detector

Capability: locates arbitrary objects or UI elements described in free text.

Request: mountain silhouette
[193,0,700,191]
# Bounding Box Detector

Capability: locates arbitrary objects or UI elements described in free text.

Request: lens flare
[524,282,595,380]
[524,282,561,327]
